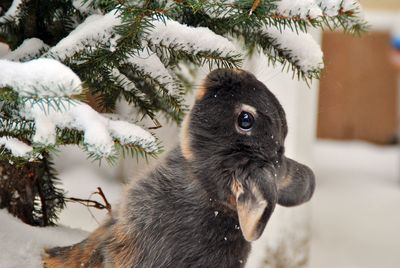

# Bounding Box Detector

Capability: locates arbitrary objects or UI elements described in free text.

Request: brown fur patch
[231,68,244,74]
[42,254,66,268]
[236,197,267,242]
[228,194,237,208]
[43,246,83,268]
[180,113,193,160]
[231,178,268,241]
[231,178,244,198]
[107,224,138,267]
[43,224,109,268]
[195,82,208,101]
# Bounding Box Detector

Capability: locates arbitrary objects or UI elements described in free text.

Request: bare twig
[95,187,112,213]
[65,186,112,213]
[65,197,107,210]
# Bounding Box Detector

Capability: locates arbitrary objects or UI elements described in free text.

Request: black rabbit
[43,69,315,268]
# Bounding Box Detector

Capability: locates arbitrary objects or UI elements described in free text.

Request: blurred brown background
[361,0,400,10]
[318,32,398,144]
[317,0,400,144]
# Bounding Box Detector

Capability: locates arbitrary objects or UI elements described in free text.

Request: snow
[45,11,121,60]
[0,59,157,156]
[147,17,238,58]
[21,100,158,156]
[0,42,11,57]
[316,0,364,29]
[0,58,157,157]
[108,120,157,149]
[0,209,88,268]
[263,26,324,73]
[247,204,312,268]
[0,0,23,23]
[0,136,32,158]
[126,49,176,93]
[3,38,49,61]
[276,0,362,18]
[320,0,350,16]
[0,59,82,97]
[57,165,123,231]
[309,140,400,268]
[277,0,323,19]
[111,67,140,92]
[0,164,122,267]
[339,0,361,14]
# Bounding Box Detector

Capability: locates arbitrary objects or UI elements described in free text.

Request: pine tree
[0,0,366,226]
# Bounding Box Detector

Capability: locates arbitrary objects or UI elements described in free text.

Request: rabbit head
[180,69,315,242]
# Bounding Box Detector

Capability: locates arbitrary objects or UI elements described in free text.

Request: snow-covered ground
[0,140,399,267]
[309,140,400,268]
[0,210,87,268]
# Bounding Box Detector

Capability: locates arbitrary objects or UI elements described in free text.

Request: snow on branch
[0,136,33,158]
[262,25,323,74]
[0,59,82,97]
[276,0,322,19]
[0,0,23,23]
[110,67,181,121]
[125,49,177,94]
[200,0,238,19]
[147,17,237,54]
[21,100,158,157]
[146,17,239,62]
[108,120,157,151]
[3,38,50,62]
[111,68,140,93]
[107,67,157,118]
[318,0,361,16]
[0,58,158,158]
[45,10,121,60]
[275,0,362,19]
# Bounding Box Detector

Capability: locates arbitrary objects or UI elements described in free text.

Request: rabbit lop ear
[276,157,315,207]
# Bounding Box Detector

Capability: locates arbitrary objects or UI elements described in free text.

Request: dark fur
[43,69,315,268]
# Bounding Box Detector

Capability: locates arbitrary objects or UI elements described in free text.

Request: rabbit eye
[238,111,254,130]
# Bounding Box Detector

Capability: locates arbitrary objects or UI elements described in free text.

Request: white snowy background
[1,4,400,268]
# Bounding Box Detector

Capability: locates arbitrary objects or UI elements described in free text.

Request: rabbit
[43,68,315,268]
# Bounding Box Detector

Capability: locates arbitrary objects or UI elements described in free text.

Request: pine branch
[119,64,187,123]
[34,155,65,225]
[237,25,323,81]
[0,118,35,140]
[149,39,242,69]
[170,0,367,34]
[4,38,50,62]
[0,15,23,48]
[111,67,158,117]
